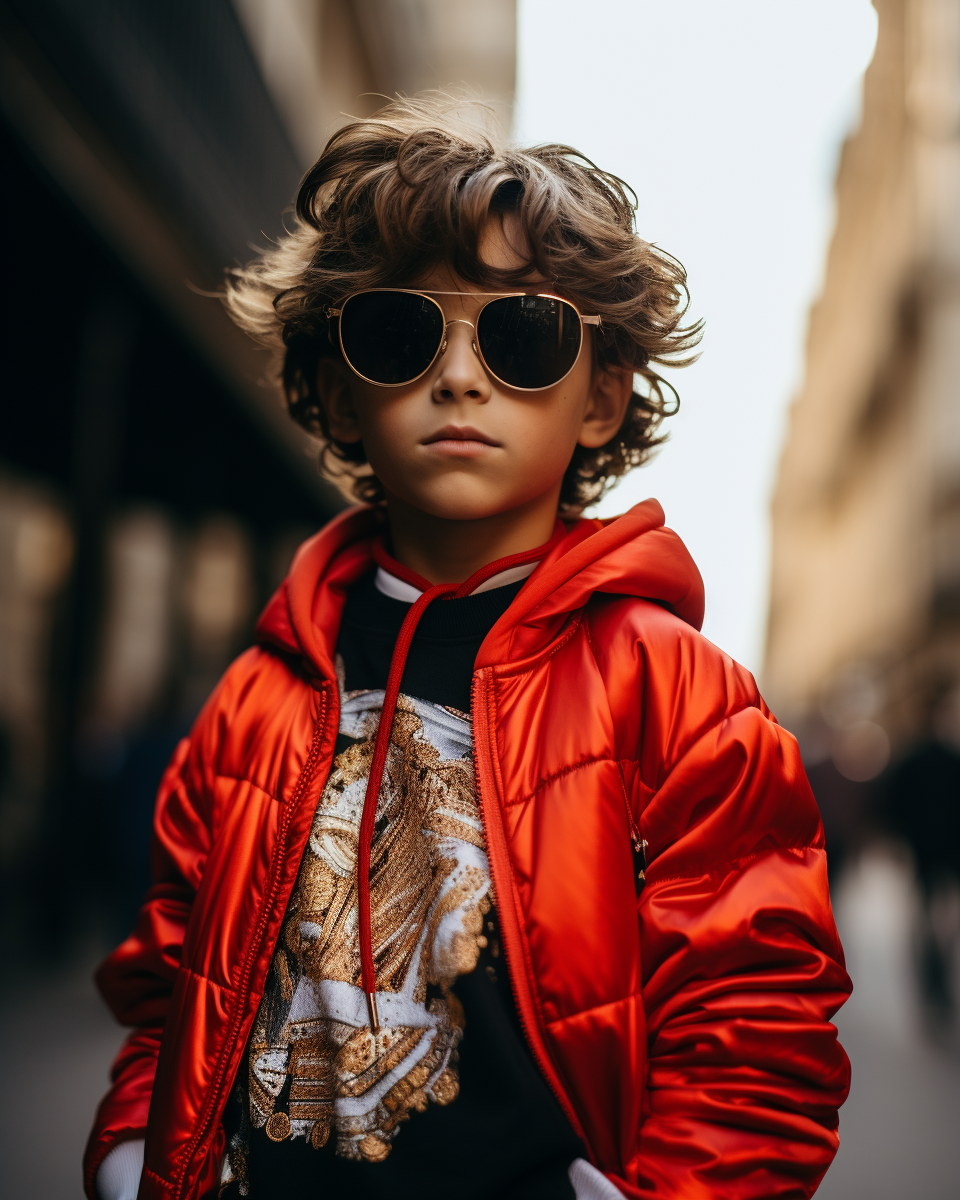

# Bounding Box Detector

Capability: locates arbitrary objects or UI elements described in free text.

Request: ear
[577,365,633,449]
[317,357,362,444]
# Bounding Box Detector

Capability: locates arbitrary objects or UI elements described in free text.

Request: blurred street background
[0,1,957,1197]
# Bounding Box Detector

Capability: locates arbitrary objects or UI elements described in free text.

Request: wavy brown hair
[224,94,701,513]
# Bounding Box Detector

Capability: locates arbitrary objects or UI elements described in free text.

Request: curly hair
[224,94,701,514]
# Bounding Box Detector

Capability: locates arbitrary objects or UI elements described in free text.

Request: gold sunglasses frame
[325,288,601,392]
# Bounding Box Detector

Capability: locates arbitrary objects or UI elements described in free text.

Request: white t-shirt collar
[374,560,538,603]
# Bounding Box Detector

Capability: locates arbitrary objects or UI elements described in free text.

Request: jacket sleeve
[624,689,852,1199]
[83,711,215,1199]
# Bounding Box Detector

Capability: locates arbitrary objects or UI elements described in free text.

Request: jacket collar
[255,500,704,679]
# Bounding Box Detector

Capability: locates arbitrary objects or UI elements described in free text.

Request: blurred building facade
[767,0,960,1026]
[767,0,960,747]
[0,0,516,962]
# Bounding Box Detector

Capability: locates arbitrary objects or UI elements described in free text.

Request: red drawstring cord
[356,524,565,1030]
[356,577,453,1031]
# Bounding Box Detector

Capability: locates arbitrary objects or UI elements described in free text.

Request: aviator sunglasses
[325,289,601,392]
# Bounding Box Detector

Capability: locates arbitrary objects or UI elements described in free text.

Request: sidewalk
[817,844,960,1200]
[0,953,125,1200]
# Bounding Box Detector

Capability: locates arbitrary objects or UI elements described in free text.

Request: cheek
[515,372,593,461]
[351,390,419,453]
[512,407,580,459]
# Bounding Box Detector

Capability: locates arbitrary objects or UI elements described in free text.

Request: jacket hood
[256,499,704,679]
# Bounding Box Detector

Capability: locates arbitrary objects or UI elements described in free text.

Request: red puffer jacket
[84,500,851,1200]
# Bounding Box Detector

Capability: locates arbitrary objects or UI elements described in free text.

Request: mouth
[421,425,503,454]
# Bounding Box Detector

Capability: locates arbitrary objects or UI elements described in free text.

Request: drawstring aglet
[366,991,381,1032]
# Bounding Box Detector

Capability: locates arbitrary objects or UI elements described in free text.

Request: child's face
[319,219,632,523]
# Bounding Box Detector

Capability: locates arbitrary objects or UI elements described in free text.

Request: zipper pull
[631,834,648,890]
[618,769,648,891]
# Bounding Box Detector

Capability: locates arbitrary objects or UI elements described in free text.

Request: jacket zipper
[469,668,588,1146]
[173,684,335,1198]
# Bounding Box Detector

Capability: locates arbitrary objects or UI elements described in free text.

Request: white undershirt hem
[95,1138,619,1199]
[569,1157,627,1199]
[96,1138,144,1200]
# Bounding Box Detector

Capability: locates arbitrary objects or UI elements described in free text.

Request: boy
[86,97,851,1200]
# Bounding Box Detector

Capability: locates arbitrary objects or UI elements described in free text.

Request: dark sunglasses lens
[339,291,444,385]
[477,296,583,389]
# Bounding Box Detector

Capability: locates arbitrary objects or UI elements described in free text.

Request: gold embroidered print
[244,676,490,1164]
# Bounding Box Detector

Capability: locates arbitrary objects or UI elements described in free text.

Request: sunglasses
[325,289,601,391]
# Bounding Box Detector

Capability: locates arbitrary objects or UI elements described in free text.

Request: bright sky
[515,0,878,677]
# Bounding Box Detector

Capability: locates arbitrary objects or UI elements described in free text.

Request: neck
[383,490,562,584]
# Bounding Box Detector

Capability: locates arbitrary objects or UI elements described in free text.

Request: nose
[432,320,490,404]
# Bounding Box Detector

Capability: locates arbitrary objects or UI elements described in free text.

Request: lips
[421,425,502,447]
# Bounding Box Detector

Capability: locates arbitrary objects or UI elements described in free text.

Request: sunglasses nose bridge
[439,317,481,364]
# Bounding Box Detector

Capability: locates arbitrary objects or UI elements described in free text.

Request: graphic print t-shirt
[222,569,582,1199]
